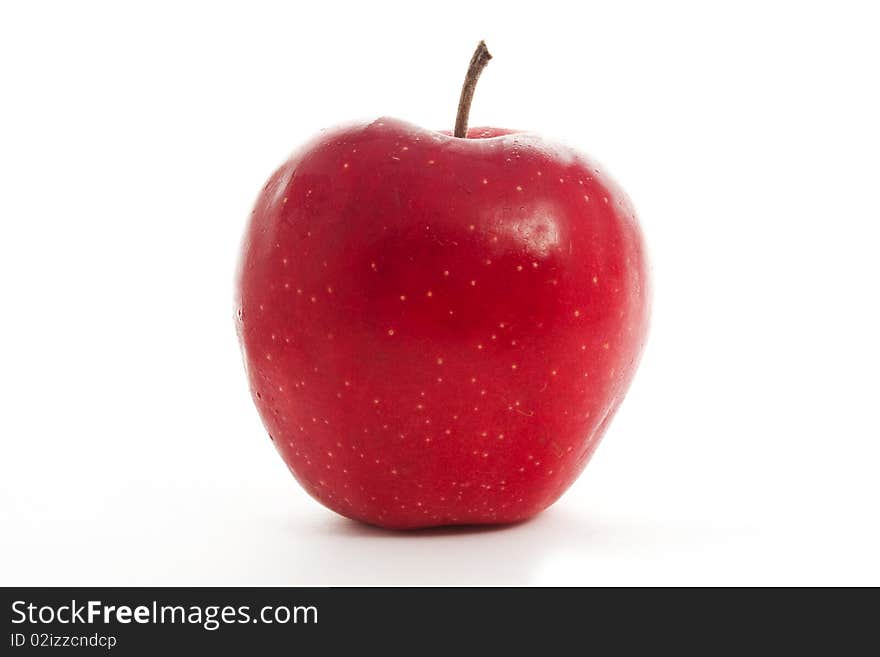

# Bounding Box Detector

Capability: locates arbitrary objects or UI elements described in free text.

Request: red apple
[236,43,649,529]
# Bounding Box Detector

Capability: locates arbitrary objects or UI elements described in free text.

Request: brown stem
[454,41,492,138]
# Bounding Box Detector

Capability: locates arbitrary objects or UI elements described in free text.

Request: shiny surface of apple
[236,118,650,528]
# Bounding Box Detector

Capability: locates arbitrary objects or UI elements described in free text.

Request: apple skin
[236,117,649,529]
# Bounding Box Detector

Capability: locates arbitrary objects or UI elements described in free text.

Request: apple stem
[454,41,492,138]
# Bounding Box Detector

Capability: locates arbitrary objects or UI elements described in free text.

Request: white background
[2,1,879,586]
